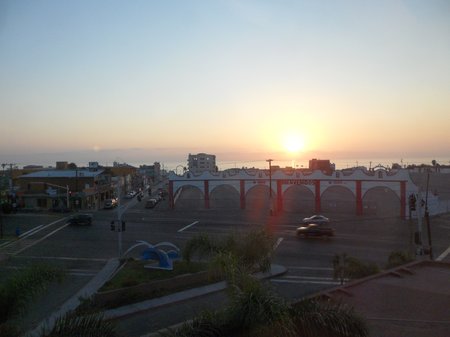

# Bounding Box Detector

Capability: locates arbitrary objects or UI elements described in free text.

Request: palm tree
[40,311,116,337]
[163,232,369,337]
[291,299,368,337]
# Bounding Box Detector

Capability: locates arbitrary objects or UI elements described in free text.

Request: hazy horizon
[1,1,449,167]
[3,146,448,171]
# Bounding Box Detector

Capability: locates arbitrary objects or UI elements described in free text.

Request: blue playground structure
[123,240,181,270]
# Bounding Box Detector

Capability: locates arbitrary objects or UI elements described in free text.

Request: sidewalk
[26,262,286,337]
[27,258,120,337]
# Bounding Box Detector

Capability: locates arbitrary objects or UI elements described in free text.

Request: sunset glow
[0,1,449,168]
[282,133,305,154]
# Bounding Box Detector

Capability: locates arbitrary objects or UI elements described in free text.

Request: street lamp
[424,169,433,259]
[266,159,273,197]
[266,159,273,215]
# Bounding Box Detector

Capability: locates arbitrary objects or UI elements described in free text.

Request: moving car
[104,198,118,209]
[125,191,137,199]
[301,214,330,225]
[68,213,93,226]
[145,198,158,209]
[296,224,334,238]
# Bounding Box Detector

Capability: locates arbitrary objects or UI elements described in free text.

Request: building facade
[16,168,114,211]
[168,167,445,219]
[187,153,217,174]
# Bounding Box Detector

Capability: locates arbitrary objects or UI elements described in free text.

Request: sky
[1,0,449,169]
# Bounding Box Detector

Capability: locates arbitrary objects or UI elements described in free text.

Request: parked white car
[301,215,330,225]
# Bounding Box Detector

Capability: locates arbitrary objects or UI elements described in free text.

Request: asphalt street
[1,192,450,335]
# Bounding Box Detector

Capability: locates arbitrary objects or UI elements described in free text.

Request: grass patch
[100,259,209,292]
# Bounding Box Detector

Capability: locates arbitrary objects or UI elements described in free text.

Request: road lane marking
[282,275,335,280]
[271,279,340,285]
[68,269,98,276]
[19,225,44,238]
[286,266,334,271]
[178,221,199,232]
[12,223,70,255]
[17,255,108,262]
[274,237,284,250]
[436,245,450,261]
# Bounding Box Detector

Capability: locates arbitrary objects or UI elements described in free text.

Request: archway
[210,185,240,209]
[283,185,315,213]
[363,187,400,217]
[321,186,355,214]
[246,185,272,211]
[174,185,204,210]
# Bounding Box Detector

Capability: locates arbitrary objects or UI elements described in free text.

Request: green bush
[386,250,414,269]
[333,254,380,283]
[101,259,207,291]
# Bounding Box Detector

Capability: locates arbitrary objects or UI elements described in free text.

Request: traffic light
[121,221,126,231]
[409,194,416,211]
[110,221,115,231]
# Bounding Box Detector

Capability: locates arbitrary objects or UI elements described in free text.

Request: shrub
[333,254,380,283]
[385,250,414,269]
[41,312,116,337]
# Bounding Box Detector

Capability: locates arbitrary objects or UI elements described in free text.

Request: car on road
[68,213,93,226]
[104,198,118,209]
[301,214,330,225]
[125,191,137,199]
[296,223,334,238]
[145,198,158,208]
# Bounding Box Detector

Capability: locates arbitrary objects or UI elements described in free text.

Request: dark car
[145,198,158,209]
[301,214,330,225]
[68,213,93,226]
[296,223,334,238]
[104,198,118,209]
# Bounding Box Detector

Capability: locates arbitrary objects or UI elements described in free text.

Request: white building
[187,153,217,174]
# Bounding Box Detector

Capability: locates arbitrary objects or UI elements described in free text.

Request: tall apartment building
[187,153,217,174]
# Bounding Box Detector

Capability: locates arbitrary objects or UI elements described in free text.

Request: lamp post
[266,159,273,215]
[424,170,433,259]
[266,159,273,197]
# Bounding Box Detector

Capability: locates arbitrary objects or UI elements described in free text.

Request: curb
[104,264,287,320]
[135,264,287,337]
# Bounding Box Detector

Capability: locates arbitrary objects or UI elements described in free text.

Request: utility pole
[266,159,273,197]
[116,183,123,258]
[66,185,70,210]
[2,163,17,196]
[266,159,273,215]
[424,170,433,259]
[416,190,424,256]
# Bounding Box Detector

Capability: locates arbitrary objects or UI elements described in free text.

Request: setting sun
[282,133,305,154]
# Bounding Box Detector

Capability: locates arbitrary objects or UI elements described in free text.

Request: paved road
[1,194,449,335]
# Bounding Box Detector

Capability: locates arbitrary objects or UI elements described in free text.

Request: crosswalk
[271,275,340,286]
[271,265,341,286]
[1,238,37,255]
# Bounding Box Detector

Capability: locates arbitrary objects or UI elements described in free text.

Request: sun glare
[282,134,305,154]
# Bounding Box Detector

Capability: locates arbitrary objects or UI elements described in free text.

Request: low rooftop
[20,169,104,178]
[313,260,450,337]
